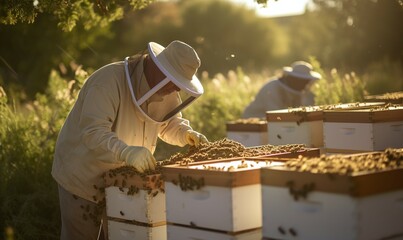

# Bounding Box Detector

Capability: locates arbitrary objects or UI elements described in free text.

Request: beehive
[108,220,167,240]
[261,150,403,240]
[266,106,323,148]
[167,224,262,240]
[226,118,268,147]
[266,103,386,150]
[103,139,315,238]
[323,105,403,153]
[162,147,319,234]
[163,157,282,233]
[104,171,166,224]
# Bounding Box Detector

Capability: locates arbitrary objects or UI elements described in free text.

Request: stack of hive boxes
[104,170,167,240]
[260,149,403,240]
[161,149,320,240]
[265,102,397,154]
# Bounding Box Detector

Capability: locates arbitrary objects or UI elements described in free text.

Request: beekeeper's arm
[79,78,155,172]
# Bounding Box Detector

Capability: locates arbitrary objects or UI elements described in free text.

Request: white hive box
[260,152,403,240]
[167,224,262,240]
[162,157,286,233]
[108,220,167,240]
[226,118,268,147]
[266,106,324,148]
[266,103,386,149]
[104,171,166,224]
[323,105,403,153]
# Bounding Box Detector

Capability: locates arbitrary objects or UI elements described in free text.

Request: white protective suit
[242,78,315,118]
[52,57,192,202]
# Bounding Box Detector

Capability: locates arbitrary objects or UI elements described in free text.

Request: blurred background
[0,0,402,239]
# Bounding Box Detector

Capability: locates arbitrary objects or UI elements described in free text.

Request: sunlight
[232,0,310,18]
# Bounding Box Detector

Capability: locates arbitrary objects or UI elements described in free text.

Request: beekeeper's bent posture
[52,40,208,240]
[242,61,322,118]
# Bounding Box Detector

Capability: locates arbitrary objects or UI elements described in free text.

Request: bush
[310,57,367,105]
[0,67,85,240]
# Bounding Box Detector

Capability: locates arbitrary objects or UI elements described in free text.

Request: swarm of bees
[364,91,403,104]
[285,148,402,175]
[159,138,307,166]
[172,174,205,191]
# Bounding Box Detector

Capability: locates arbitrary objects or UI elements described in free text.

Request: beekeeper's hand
[120,146,156,173]
[185,130,208,147]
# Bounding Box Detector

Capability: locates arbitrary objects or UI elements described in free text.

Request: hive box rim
[323,106,403,123]
[261,152,403,197]
[104,171,164,190]
[226,121,268,132]
[162,149,320,188]
[265,102,386,122]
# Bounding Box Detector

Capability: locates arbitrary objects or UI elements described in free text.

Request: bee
[278,226,286,235]
[277,134,282,139]
[120,211,125,216]
[289,228,297,236]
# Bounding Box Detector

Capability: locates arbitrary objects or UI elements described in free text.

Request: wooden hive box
[266,106,323,148]
[108,220,167,240]
[226,118,268,147]
[167,224,262,240]
[162,157,283,233]
[104,170,166,225]
[161,149,319,234]
[265,103,385,149]
[323,105,403,153]
[260,151,403,240]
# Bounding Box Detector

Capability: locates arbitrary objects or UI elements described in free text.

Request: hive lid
[162,148,320,188]
[261,151,403,197]
[226,122,268,132]
[323,105,403,123]
[266,102,385,123]
[162,157,281,188]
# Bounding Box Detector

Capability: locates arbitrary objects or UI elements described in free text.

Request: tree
[311,0,403,70]
[0,0,154,31]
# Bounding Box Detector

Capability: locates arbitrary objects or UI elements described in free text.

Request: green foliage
[0,67,86,239]
[363,58,403,95]
[310,57,367,105]
[0,0,154,32]
[182,68,267,141]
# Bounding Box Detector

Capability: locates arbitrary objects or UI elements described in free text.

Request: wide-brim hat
[283,61,321,81]
[148,41,203,96]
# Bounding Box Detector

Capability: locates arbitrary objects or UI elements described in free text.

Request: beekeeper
[52,40,208,240]
[242,61,321,118]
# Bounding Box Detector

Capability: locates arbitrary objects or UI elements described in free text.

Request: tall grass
[310,57,367,105]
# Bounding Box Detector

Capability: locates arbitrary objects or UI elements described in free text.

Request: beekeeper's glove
[185,130,208,147]
[120,146,156,173]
